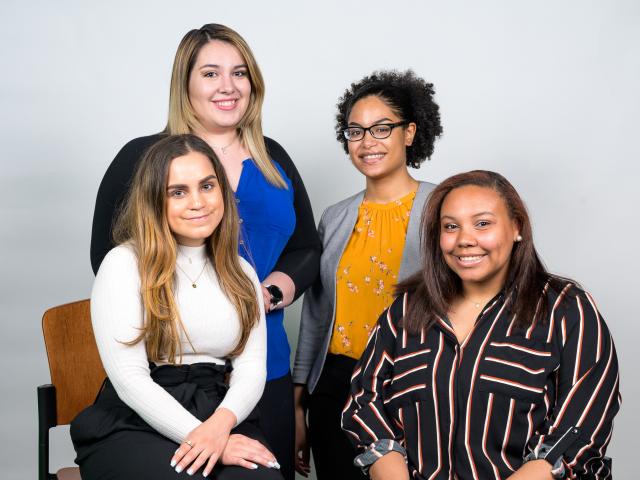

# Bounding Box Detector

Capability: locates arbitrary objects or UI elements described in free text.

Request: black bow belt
[71,361,235,462]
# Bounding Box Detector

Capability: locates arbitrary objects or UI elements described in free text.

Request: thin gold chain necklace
[463,295,494,309]
[176,261,208,288]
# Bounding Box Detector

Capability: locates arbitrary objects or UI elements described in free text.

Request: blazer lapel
[321,192,364,310]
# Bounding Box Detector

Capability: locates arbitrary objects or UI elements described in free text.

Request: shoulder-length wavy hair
[164,23,286,188]
[397,170,570,333]
[114,134,260,362]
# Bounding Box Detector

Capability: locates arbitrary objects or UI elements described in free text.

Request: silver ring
[184,440,194,448]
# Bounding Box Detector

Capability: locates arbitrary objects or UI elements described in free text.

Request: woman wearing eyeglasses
[292,70,443,479]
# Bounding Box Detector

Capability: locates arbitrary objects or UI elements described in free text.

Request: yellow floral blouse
[329,190,416,359]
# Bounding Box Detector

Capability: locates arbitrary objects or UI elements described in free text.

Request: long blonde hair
[164,23,286,188]
[114,134,260,362]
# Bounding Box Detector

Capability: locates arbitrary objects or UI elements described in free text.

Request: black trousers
[257,372,295,480]
[71,363,283,480]
[308,355,365,480]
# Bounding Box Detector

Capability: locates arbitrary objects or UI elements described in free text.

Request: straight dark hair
[397,170,573,334]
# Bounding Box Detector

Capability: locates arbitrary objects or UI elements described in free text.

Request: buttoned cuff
[524,427,581,479]
[354,439,406,474]
[524,448,565,478]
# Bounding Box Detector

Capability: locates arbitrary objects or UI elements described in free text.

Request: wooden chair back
[42,299,106,425]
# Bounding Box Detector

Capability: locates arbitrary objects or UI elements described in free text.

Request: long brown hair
[164,23,286,188]
[114,134,260,362]
[398,170,571,333]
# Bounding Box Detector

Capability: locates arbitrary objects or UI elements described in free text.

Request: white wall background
[1,0,638,477]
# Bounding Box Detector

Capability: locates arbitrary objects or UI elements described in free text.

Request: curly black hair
[335,70,443,168]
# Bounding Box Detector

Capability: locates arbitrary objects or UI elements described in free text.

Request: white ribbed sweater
[90,243,266,444]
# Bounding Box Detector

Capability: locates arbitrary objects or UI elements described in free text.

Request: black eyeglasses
[342,122,408,142]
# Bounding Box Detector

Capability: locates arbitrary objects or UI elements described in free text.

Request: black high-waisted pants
[308,354,365,480]
[70,362,283,480]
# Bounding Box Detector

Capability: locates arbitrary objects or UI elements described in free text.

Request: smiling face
[166,150,224,246]
[439,185,520,295]
[188,40,251,133]
[346,95,416,180]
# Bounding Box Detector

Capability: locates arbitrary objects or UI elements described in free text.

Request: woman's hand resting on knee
[221,433,279,470]
[171,408,236,477]
[171,408,279,476]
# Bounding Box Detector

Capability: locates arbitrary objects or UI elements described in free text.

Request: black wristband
[265,284,284,307]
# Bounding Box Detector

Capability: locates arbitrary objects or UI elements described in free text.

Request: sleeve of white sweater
[217,257,267,423]
[91,246,200,443]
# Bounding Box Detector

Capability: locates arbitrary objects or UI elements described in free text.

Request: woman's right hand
[369,451,409,480]
[294,385,311,476]
[221,434,279,470]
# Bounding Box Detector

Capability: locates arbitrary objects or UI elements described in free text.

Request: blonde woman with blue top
[89,25,320,480]
[293,70,443,478]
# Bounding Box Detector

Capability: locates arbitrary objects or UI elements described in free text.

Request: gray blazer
[292,182,435,392]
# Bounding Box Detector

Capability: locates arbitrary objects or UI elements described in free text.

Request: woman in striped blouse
[342,170,620,479]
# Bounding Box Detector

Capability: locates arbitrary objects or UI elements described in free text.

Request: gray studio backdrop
[1,0,638,478]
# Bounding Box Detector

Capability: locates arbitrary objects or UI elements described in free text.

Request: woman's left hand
[171,408,237,477]
[221,433,279,469]
[261,272,295,311]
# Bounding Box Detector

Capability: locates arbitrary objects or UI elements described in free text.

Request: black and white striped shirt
[342,282,620,479]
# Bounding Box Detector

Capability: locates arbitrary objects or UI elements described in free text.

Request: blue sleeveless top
[236,159,296,380]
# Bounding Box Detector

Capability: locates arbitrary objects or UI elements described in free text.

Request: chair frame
[38,383,59,480]
[38,299,106,480]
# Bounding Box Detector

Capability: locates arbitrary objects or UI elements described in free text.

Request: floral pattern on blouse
[329,190,415,359]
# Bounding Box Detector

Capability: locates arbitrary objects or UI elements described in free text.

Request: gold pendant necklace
[176,261,208,288]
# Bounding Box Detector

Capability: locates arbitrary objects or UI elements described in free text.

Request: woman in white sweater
[71,134,283,480]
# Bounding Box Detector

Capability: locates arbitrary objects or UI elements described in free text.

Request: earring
[515,235,523,242]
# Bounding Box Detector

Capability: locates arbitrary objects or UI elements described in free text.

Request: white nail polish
[250,463,258,469]
[175,466,183,473]
[187,468,193,475]
[171,459,177,467]
[274,461,281,469]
